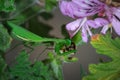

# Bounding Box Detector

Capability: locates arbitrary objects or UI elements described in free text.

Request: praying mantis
[7,21,67,43]
[6,21,77,62]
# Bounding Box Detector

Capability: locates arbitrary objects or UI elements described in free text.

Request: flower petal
[87,18,109,28]
[85,24,92,36]
[101,25,109,34]
[82,26,88,42]
[72,0,105,17]
[66,18,87,38]
[59,0,82,18]
[112,16,120,35]
[113,7,120,19]
[59,1,75,18]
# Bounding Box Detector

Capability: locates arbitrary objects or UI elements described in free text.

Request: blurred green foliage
[83,34,120,80]
[0,0,15,12]
[45,0,57,11]
[0,24,12,52]
[0,55,8,80]
[9,51,68,80]
[10,51,52,80]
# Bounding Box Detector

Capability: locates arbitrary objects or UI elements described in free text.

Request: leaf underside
[83,34,120,80]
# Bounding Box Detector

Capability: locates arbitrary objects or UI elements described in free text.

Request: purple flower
[59,0,105,18]
[59,0,120,42]
[59,0,107,42]
[59,0,81,18]
[87,18,109,28]
[107,7,120,35]
[82,1,120,36]
[72,0,105,17]
[85,5,120,35]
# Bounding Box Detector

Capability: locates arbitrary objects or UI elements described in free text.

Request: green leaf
[83,34,120,80]
[50,59,63,80]
[45,0,57,11]
[10,51,51,80]
[32,61,50,80]
[48,52,64,80]
[10,51,32,80]
[0,55,7,80]
[0,0,15,12]
[0,24,12,51]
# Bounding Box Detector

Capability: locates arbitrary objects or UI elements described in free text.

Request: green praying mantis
[7,21,67,43]
[6,21,77,62]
